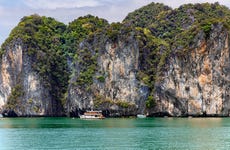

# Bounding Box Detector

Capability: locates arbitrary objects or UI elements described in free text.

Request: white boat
[0,114,3,118]
[80,111,105,119]
[137,114,146,118]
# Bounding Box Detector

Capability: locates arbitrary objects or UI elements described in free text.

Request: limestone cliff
[0,39,59,116]
[0,15,68,117]
[153,24,230,116]
[66,31,149,117]
[66,23,230,117]
[66,2,230,117]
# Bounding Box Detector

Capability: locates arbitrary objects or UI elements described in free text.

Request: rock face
[153,24,230,116]
[2,3,230,117]
[67,35,149,117]
[0,39,59,116]
[67,23,230,117]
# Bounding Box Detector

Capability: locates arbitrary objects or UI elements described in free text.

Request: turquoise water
[0,117,230,150]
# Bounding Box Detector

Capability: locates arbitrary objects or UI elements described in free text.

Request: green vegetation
[146,95,156,108]
[94,95,113,108]
[103,22,134,42]
[124,2,230,107]
[136,27,170,91]
[125,2,230,50]
[116,101,133,108]
[64,15,109,55]
[6,84,24,109]
[66,15,110,90]
[94,95,135,109]
[33,106,39,113]
[74,48,97,87]
[123,2,171,27]
[28,98,33,104]
[96,75,105,82]
[105,23,122,42]
[72,21,134,89]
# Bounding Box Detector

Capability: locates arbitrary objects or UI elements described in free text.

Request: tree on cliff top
[64,15,109,55]
[123,2,172,28]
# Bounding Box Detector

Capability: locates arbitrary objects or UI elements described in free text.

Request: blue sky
[1,0,230,46]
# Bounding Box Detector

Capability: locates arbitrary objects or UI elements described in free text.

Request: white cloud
[22,0,101,9]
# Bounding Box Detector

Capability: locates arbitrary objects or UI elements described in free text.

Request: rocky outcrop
[2,3,230,117]
[67,34,149,117]
[66,23,230,117]
[153,24,230,117]
[0,39,61,117]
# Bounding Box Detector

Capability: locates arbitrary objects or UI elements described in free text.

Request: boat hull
[80,111,105,119]
[80,115,105,119]
[137,114,146,118]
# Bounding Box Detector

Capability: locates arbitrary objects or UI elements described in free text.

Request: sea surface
[0,117,230,150]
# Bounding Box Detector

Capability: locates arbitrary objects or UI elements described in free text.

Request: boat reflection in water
[80,111,105,119]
